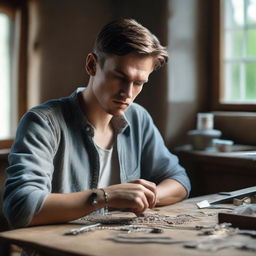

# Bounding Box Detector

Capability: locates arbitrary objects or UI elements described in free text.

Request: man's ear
[85,53,97,76]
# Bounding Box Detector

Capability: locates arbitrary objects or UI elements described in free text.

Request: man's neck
[79,88,114,149]
[79,88,112,131]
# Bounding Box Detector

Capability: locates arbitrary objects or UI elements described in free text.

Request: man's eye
[134,82,144,87]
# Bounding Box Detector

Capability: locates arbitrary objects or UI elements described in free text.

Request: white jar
[213,139,234,152]
[196,113,214,130]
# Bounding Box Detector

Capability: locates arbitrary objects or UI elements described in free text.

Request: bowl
[187,129,222,150]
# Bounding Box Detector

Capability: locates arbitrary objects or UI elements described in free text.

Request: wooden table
[0,194,255,256]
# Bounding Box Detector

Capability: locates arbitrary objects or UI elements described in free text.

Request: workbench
[0,194,255,256]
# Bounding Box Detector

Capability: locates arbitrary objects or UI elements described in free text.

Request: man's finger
[129,179,157,208]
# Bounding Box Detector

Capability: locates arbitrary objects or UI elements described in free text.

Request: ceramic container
[187,129,222,150]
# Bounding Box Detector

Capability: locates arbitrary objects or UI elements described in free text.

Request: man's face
[91,53,154,116]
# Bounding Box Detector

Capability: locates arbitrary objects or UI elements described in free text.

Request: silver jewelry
[100,188,109,214]
[64,223,102,235]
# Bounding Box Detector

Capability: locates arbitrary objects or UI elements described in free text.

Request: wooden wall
[26,0,209,148]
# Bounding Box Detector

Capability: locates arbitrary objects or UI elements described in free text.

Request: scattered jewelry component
[64,223,164,235]
[198,211,217,217]
[237,229,256,238]
[150,228,163,233]
[160,225,213,231]
[131,214,196,225]
[97,225,163,234]
[64,223,102,235]
[198,223,235,237]
[66,213,195,235]
[184,238,256,252]
[78,213,195,227]
[110,234,184,244]
[232,203,256,217]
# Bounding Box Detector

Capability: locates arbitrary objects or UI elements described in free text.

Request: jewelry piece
[64,223,102,235]
[100,188,109,214]
[79,213,195,227]
[97,225,163,234]
[110,234,184,244]
[67,213,196,237]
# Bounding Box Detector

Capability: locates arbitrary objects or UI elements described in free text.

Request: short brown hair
[93,18,168,70]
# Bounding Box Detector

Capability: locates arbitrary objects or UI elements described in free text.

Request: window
[0,2,28,149]
[0,12,17,141]
[211,0,256,111]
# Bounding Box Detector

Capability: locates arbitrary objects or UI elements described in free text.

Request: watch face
[91,191,98,206]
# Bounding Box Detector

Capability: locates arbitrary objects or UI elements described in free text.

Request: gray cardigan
[3,88,191,228]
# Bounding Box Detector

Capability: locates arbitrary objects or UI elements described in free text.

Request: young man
[3,18,191,228]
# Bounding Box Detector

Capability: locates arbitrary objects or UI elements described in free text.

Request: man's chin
[109,110,125,116]
[108,107,129,116]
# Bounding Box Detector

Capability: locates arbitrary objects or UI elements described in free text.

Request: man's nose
[123,82,133,98]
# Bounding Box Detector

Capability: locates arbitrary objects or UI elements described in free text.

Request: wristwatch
[89,189,109,208]
[90,190,99,206]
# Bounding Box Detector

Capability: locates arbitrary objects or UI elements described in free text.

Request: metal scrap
[232,204,256,217]
[184,237,256,252]
[110,234,183,244]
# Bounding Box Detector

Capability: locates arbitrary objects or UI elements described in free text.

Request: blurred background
[0,2,256,254]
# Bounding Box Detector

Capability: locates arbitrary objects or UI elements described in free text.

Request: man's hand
[128,179,158,208]
[104,179,157,214]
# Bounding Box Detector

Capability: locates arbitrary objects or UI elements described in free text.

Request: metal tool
[210,186,256,204]
[64,223,101,235]
[196,200,233,210]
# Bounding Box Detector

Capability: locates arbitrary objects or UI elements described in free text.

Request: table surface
[0,194,255,256]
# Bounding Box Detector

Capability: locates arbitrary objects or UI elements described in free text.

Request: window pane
[246,62,256,99]
[222,0,256,104]
[224,0,245,28]
[224,63,240,100]
[247,0,256,26]
[224,0,236,28]
[224,30,244,58]
[0,13,11,140]
[247,29,256,57]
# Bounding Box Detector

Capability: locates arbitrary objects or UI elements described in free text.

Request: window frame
[211,0,256,112]
[0,1,28,149]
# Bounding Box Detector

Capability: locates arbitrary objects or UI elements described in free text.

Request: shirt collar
[111,114,129,134]
[71,87,130,136]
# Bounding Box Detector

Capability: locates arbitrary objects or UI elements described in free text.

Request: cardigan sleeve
[3,110,58,228]
[140,110,191,196]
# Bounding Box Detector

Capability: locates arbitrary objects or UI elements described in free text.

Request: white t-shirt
[95,143,120,188]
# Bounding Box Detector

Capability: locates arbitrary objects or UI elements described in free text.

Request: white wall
[166,0,209,147]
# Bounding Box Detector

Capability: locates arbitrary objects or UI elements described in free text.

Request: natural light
[0,13,11,140]
[223,0,256,103]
